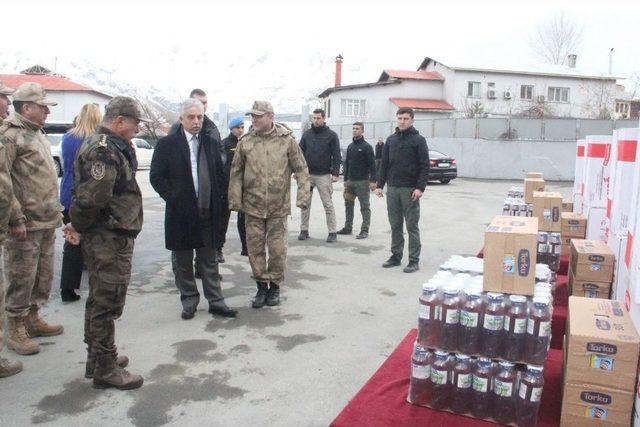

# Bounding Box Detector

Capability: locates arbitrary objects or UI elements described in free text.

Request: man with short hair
[151,99,236,321]
[298,108,341,243]
[221,116,248,256]
[68,96,147,389]
[0,83,64,357]
[229,101,309,308]
[0,81,23,378]
[337,122,376,239]
[375,108,429,273]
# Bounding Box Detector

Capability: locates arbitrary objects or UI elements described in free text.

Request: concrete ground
[0,174,571,427]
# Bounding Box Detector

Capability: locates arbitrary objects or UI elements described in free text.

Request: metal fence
[333,118,639,142]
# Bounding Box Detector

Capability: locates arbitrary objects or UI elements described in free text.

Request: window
[467,81,481,98]
[341,99,366,117]
[616,102,630,119]
[547,87,570,103]
[520,85,534,100]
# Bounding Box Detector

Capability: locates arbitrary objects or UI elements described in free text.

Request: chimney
[567,54,577,68]
[335,54,343,87]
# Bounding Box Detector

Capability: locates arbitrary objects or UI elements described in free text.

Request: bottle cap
[509,295,527,303]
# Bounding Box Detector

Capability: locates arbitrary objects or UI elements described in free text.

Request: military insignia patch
[91,161,106,180]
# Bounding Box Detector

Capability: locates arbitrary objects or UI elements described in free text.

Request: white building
[0,65,112,125]
[319,55,619,125]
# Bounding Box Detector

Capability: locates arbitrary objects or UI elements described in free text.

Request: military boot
[25,307,64,337]
[7,317,40,355]
[252,282,269,308]
[0,357,23,378]
[93,355,143,390]
[266,283,281,306]
[85,353,130,379]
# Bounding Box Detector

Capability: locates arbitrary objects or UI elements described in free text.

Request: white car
[46,134,64,177]
[132,138,154,170]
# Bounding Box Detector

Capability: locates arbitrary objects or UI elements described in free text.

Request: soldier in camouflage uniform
[0,83,64,357]
[228,101,310,308]
[0,81,23,378]
[68,97,147,390]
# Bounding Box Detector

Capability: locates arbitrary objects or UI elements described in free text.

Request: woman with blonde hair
[59,103,102,302]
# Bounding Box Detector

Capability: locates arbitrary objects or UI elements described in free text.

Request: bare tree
[135,98,171,142]
[580,81,616,119]
[529,12,583,65]
[461,99,487,118]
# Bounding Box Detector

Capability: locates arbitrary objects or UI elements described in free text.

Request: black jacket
[299,124,341,176]
[222,133,239,184]
[150,124,225,251]
[375,142,384,160]
[377,126,429,192]
[344,137,376,182]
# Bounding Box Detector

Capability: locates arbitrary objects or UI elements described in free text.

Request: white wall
[46,91,111,123]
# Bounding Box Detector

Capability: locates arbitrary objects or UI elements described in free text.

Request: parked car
[132,138,154,170]
[46,134,64,177]
[428,150,457,184]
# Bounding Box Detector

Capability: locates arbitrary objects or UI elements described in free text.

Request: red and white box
[609,129,639,238]
[573,139,586,214]
[603,130,619,243]
[583,135,612,211]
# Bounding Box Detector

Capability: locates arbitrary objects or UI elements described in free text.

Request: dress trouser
[300,174,337,233]
[60,209,83,291]
[386,186,421,263]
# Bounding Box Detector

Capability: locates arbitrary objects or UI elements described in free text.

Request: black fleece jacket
[377,126,429,191]
[299,124,341,175]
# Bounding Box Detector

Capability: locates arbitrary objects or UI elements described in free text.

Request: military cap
[0,80,15,96]
[104,96,151,123]
[246,100,274,116]
[228,116,244,129]
[12,82,57,106]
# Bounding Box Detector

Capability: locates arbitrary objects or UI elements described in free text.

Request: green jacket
[0,140,13,239]
[228,122,310,218]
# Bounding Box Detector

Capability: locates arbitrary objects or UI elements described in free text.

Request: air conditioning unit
[487,90,496,99]
[503,90,512,100]
[537,95,546,103]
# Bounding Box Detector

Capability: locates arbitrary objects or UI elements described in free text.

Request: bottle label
[538,243,548,253]
[519,383,528,399]
[457,373,471,389]
[460,310,479,328]
[431,368,448,385]
[472,376,489,393]
[444,308,459,325]
[527,319,551,336]
[418,305,429,320]
[585,406,608,420]
[494,379,514,397]
[513,318,527,334]
[412,363,430,379]
[531,387,543,402]
[484,314,504,331]
[589,354,614,371]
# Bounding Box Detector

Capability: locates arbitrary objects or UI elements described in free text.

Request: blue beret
[229,117,244,129]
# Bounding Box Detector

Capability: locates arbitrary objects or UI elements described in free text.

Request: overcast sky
[3,0,639,111]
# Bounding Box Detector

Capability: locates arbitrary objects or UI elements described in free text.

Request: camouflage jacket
[0,113,62,230]
[0,140,13,239]
[228,122,310,218]
[70,126,143,236]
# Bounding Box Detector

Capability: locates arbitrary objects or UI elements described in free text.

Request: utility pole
[609,48,614,75]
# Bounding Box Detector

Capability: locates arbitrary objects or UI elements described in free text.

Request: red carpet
[331,329,563,427]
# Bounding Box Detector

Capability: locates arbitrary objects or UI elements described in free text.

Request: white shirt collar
[184,129,197,141]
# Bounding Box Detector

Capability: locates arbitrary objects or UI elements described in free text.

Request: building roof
[418,56,621,81]
[390,98,455,111]
[378,69,444,82]
[0,73,112,98]
[318,80,400,98]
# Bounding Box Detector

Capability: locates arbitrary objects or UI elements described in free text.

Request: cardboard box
[562,212,587,238]
[566,296,640,391]
[527,172,543,179]
[563,199,574,212]
[561,381,635,426]
[583,135,612,211]
[533,191,562,232]
[562,236,573,257]
[524,178,545,204]
[570,239,615,282]
[483,216,538,296]
[574,139,586,215]
[569,269,611,299]
[609,129,639,238]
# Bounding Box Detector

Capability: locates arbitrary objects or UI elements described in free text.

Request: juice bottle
[429,350,451,410]
[440,287,460,352]
[504,295,528,361]
[471,357,493,419]
[418,283,442,348]
[459,290,483,355]
[516,365,545,427]
[537,232,549,266]
[409,344,432,405]
[450,354,472,414]
[492,361,517,424]
[481,293,506,358]
[525,297,552,365]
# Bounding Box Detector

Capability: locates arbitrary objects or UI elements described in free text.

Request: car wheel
[440,179,451,184]
[54,159,62,177]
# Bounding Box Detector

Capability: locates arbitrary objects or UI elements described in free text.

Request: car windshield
[134,139,152,149]
[429,150,447,159]
[47,134,63,146]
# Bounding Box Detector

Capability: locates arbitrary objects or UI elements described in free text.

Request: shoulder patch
[91,161,106,180]
[98,135,108,147]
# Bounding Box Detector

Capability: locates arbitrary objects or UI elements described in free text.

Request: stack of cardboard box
[533,191,562,232]
[561,297,640,426]
[569,239,615,299]
[525,176,545,205]
[561,213,587,257]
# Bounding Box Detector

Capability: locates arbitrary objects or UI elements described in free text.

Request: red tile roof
[390,98,455,111]
[0,74,109,96]
[379,70,444,81]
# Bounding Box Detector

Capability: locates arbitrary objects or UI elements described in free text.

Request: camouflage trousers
[343,180,371,232]
[4,228,55,318]
[82,228,134,361]
[0,239,5,351]
[246,215,288,285]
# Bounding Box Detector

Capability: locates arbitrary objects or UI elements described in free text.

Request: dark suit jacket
[150,124,225,251]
